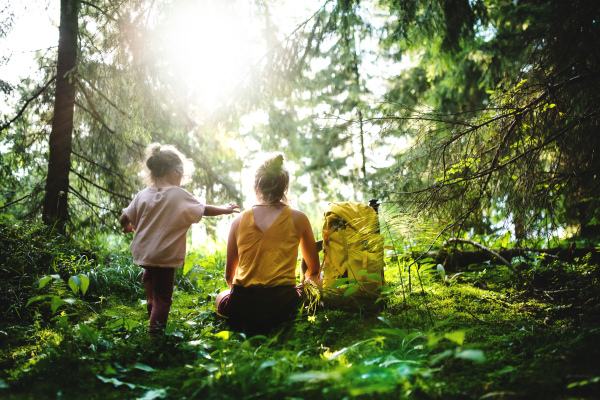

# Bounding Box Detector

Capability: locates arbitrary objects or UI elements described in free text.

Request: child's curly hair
[254,153,289,205]
[142,143,194,186]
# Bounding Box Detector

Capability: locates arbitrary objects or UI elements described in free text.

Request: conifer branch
[72,170,130,200]
[0,76,56,134]
[71,151,129,186]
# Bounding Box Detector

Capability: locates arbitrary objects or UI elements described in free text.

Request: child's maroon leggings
[142,266,175,333]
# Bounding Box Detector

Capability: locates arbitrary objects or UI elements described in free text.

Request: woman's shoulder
[229,209,247,230]
[290,207,311,228]
[289,207,306,216]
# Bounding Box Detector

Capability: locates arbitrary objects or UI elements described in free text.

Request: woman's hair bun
[146,143,162,159]
[142,142,194,186]
[254,152,289,205]
[269,153,284,171]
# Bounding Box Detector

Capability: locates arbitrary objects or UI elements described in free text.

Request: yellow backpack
[321,202,385,305]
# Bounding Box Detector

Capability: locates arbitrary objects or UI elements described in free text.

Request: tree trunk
[42,0,79,233]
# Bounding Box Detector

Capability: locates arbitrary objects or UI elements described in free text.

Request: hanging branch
[69,185,120,215]
[78,79,131,119]
[71,170,131,200]
[69,185,122,233]
[80,1,118,22]
[72,151,130,187]
[0,76,56,133]
[0,193,32,210]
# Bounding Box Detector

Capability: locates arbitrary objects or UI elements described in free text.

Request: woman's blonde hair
[142,143,194,185]
[254,153,289,205]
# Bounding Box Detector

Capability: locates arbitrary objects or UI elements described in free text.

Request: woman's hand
[304,273,322,288]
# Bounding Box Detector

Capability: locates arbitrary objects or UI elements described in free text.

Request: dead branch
[444,238,524,281]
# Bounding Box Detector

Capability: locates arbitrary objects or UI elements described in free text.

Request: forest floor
[1,232,599,399]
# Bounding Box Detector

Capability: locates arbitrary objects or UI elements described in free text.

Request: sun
[155,0,267,113]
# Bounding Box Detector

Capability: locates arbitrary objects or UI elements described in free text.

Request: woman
[215,153,321,335]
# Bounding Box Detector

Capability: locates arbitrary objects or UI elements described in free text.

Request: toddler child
[120,143,239,334]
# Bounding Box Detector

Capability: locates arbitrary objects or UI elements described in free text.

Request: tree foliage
[1,0,244,235]
[1,0,599,245]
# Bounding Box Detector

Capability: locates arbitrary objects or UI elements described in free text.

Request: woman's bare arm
[225,214,242,288]
[293,210,321,283]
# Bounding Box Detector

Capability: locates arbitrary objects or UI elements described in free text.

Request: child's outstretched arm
[119,214,136,233]
[204,203,240,217]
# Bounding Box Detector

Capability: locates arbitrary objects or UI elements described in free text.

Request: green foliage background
[1,0,600,398]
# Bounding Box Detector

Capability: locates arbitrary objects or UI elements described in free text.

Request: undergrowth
[1,220,599,399]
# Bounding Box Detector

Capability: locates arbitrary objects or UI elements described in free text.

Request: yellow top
[233,205,299,287]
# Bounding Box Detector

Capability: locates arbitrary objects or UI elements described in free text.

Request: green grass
[1,222,599,399]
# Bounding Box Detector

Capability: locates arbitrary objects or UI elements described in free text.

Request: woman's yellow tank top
[232,205,300,287]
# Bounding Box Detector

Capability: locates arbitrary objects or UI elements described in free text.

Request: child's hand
[122,223,136,233]
[203,203,241,216]
[223,203,240,214]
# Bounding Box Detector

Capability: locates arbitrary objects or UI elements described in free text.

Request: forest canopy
[1,0,599,245]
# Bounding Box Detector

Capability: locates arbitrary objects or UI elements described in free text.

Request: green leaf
[96,374,136,389]
[330,278,348,289]
[444,331,465,345]
[419,263,436,272]
[366,273,382,282]
[137,389,168,400]
[429,349,454,365]
[258,360,277,370]
[123,318,138,331]
[214,331,233,340]
[436,264,446,281]
[455,349,485,363]
[135,363,156,372]
[372,328,405,336]
[288,371,340,383]
[51,296,67,313]
[79,274,90,296]
[68,276,81,295]
[26,294,52,307]
[344,286,358,297]
[358,269,368,275]
[78,323,99,346]
[38,276,53,289]
[183,256,195,275]
[493,231,511,248]
[567,376,600,389]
